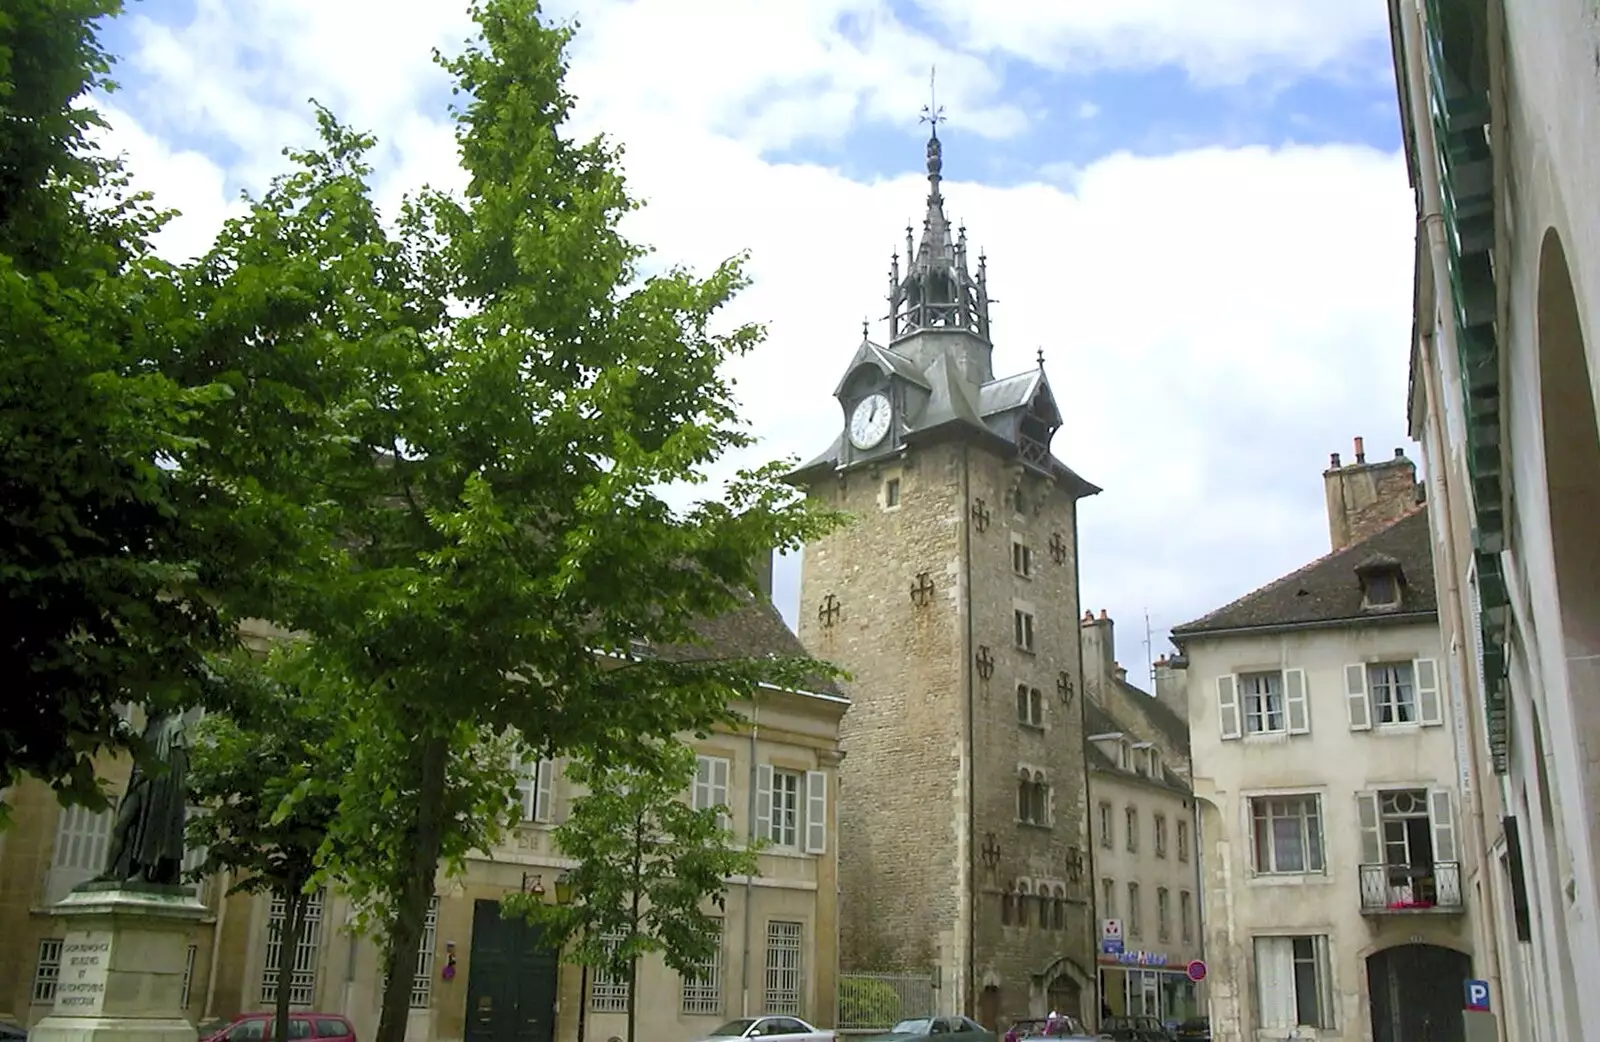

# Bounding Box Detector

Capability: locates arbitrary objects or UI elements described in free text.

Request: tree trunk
[274,889,306,1042]
[375,733,450,1042]
[625,812,644,1042]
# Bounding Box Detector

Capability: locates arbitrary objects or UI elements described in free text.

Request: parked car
[1097,1016,1169,1042]
[691,1016,834,1042]
[201,1013,356,1042]
[1004,1015,1107,1042]
[0,1021,27,1042]
[866,1016,994,1041]
[1170,1018,1210,1042]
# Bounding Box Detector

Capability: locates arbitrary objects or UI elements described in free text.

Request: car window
[776,1020,808,1035]
[232,1021,266,1042]
[314,1021,349,1039]
[287,1019,315,1040]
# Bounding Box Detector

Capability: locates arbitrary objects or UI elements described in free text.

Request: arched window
[1017,880,1032,927]
[1053,885,1068,929]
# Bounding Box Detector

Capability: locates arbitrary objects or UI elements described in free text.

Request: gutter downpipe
[1401,1,1509,1036]
[741,698,759,1017]
[962,442,977,1020]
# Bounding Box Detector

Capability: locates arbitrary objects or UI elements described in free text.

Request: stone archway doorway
[978,985,1001,1030]
[1047,974,1083,1021]
[1366,944,1470,1042]
[1535,227,1600,871]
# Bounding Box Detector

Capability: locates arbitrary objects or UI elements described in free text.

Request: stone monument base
[29,883,211,1042]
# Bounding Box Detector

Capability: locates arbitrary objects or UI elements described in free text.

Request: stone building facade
[1387,1,1600,1039]
[1170,449,1479,1042]
[2,596,845,1042]
[1078,613,1203,1027]
[788,127,1100,1030]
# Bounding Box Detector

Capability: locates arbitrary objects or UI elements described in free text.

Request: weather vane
[919,65,945,130]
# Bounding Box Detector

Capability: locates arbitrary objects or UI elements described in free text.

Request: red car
[203,1013,356,1042]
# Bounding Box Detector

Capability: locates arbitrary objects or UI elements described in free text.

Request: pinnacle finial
[862,317,871,340]
[1036,347,1045,369]
[919,65,945,136]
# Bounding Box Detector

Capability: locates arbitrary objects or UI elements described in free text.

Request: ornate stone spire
[887,68,992,348]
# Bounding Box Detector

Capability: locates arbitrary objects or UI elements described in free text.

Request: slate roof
[654,590,847,700]
[1171,505,1436,639]
[1084,701,1190,794]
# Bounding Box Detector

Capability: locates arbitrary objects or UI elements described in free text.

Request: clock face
[848,392,892,450]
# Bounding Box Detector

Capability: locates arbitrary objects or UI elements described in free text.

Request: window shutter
[1254,937,1296,1029]
[1356,791,1382,865]
[1217,675,1242,740]
[694,756,713,810]
[1416,658,1443,726]
[1284,669,1310,734]
[534,760,554,823]
[1345,664,1372,731]
[804,771,827,854]
[713,757,731,832]
[1430,789,1458,862]
[755,764,774,842]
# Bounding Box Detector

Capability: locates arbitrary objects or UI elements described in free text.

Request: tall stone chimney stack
[1322,437,1420,552]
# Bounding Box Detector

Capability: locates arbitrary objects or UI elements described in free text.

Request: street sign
[1465,979,1491,1011]
[1187,960,1208,983]
[1099,939,1126,955]
[1101,918,1123,941]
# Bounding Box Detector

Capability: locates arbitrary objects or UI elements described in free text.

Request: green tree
[505,743,759,1042]
[183,648,345,1042]
[0,0,238,819]
[176,3,845,1042]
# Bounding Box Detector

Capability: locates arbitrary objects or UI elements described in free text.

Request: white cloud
[915,0,1390,84]
[98,0,1415,671]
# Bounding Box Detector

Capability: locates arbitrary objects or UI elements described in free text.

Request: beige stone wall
[1088,770,1203,970]
[796,440,1096,1024]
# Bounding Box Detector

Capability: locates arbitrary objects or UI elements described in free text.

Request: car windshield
[708,1021,756,1038]
[890,1021,932,1033]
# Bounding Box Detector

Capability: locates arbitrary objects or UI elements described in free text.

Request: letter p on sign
[1464,979,1491,1011]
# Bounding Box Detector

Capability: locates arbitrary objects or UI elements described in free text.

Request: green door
[464,899,560,1042]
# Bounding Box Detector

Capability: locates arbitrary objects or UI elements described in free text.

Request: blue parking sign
[1464,979,1491,1011]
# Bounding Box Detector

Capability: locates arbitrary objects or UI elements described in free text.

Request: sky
[90,0,1418,682]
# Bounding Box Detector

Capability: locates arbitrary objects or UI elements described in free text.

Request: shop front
[1096,950,1201,1026]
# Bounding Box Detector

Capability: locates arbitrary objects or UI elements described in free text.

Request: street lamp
[553,872,588,1042]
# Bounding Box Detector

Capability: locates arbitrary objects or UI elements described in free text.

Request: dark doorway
[1047,975,1082,1021]
[464,899,560,1042]
[978,986,1000,1030]
[1366,944,1470,1042]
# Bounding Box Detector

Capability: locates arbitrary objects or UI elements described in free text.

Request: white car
[692,1015,834,1042]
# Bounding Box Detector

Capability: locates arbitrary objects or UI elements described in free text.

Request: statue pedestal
[29,883,210,1042]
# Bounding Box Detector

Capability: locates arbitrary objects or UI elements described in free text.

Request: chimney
[752,548,774,602]
[1322,436,1420,552]
[1079,609,1116,699]
[1153,655,1189,722]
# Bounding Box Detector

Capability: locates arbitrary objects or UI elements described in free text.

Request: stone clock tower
[788,127,1101,1029]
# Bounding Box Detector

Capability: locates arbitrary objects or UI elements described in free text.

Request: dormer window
[1148,748,1162,777]
[1355,553,1405,611]
[1119,740,1132,770]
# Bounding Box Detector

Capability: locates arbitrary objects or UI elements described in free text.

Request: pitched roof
[1171,504,1436,639]
[1084,702,1190,795]
[655,591,847,699]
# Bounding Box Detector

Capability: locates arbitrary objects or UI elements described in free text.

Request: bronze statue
[93,709,191,887]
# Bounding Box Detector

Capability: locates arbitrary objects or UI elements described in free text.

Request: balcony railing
[1359,861,1464,913]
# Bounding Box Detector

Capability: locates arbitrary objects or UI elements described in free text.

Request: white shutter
[1429,789,1458,862]
[694,756,713,810]
[534,760,554,823]
[804,771,827,854]
[1217,675,1241,740]
[1415,658,1443,726]
[755,764,774,842]
[1285,669,1310,734]
[712,757,731,831]
[1254,937,1296,1029]
[1345,664,1372,731]
[1356,792,1382,865]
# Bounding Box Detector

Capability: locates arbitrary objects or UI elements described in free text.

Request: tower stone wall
[796,441,1095,1023]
